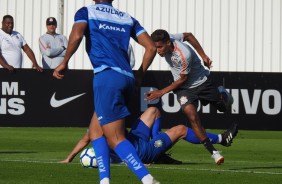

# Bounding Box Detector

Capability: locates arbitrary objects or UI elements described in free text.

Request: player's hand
[32,64,43,72]
[203,55,213,69]
[144,90,163,102]
[53,63,67,79]
[4,64,14,72]
[144,163,151,167]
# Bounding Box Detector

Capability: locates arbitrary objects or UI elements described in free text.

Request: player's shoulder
[11,30,23,37]
[11,31,26,42]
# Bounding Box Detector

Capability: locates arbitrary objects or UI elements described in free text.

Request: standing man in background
[39,17,68,69]
[53,0,158,184]
[0,15,42,72]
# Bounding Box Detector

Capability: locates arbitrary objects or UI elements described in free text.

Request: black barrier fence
[0,69,281,130]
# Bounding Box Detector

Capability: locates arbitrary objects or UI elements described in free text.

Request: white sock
[141,174,154,184]
[100,177,110,184]
[218,134,222,143]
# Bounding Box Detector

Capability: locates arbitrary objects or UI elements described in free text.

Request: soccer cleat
[218,86,234,110]
[220,123,238,147]
[211,151,224,165]
[152,178,161,184]
[154,153,182,165]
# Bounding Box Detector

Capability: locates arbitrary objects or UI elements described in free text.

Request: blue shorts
[128,119,173,163]
[94,69,135,125]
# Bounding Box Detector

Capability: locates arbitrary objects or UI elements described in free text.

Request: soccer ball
[80,147,98,168]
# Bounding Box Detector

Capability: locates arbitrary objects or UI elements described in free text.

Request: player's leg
[165,124,238,146]
[183,103,224,164]
[164,125,219,144]
[103,119,156,184]
[136,107,162,138]
[89,112,111,184]
[90,72,112,184]
[199,78,233,112]
[94,70,156,184]
[217,86,234,111]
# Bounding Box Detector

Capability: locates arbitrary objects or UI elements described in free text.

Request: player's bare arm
[135,32,156,87]
[145,74,188,102]
[53,22,86,79]
[22,44,43,72]
[0,54,14,71]
[183,32,213,69]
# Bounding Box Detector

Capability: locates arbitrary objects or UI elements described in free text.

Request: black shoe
[154,153,182,164]
[220,123,238,147]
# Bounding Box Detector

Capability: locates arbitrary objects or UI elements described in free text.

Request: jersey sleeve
[130,17,146,41]
[170,33,184,42]
[74,7,88,23]
[17,32,27,47]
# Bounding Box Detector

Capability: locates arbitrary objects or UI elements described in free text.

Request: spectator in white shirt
[0,15,42,72]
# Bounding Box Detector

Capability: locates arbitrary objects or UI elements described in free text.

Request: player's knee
[172,125,187,137]
[147,107,161,118]
[107,136,126,149]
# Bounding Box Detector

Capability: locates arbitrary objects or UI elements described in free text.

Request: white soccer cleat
[211,151,224,165]
[152,178,161,184]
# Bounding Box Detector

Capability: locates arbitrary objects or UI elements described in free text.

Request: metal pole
[57,0,64,34]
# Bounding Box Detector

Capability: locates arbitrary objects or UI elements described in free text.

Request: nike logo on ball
[50,92,86,108]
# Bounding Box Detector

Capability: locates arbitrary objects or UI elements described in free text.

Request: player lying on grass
[60,107,238,165]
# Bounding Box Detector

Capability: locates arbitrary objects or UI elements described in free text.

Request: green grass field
[0,127,282,184]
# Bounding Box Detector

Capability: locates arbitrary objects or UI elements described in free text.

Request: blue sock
[114,140,150,180]
[151,117,161,138]
[91,137,110,181]
[184,127,219,144]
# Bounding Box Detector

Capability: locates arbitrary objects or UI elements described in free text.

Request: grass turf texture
[0,128,282,184]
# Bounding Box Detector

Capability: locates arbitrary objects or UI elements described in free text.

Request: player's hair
[151,29,170,42]
[2,15,13,22]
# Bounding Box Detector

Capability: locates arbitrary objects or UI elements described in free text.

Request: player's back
[75,3,144,77]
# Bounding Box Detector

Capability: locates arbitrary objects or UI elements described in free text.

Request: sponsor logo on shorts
[179,96,188,105]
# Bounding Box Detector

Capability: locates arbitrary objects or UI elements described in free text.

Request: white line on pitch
[1,159,281,175]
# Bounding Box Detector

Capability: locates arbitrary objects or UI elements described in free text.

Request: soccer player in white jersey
[146,29,234,165]
[53,0,158,184]
[0,15,42,72]
[39,17,68,69]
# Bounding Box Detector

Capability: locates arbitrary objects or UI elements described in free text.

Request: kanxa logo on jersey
[0,82,25,115]
[140,87,282,115]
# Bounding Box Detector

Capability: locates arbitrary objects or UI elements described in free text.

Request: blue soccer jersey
[74,2,146,78]
[128,119,173,163]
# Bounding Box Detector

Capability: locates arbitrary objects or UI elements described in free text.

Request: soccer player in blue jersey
[53,0,157,184]
[60,107,238,165]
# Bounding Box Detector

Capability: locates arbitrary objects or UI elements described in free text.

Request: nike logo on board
[50,92,86,108]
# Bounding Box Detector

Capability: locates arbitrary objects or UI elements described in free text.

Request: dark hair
[151,29,170,42]
[2,15,13,22]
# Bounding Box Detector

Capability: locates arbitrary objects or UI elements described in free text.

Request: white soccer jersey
[39,33,68,69]
[0,29,26,68]
[164,39,209,89]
